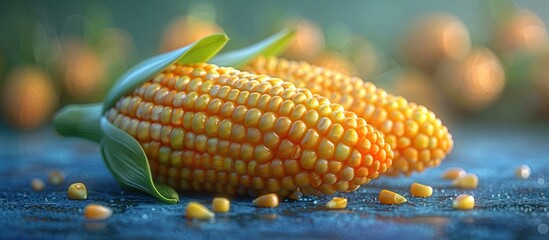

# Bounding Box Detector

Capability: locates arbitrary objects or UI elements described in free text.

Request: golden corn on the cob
[245,56,453,176]
[104,62,393,197]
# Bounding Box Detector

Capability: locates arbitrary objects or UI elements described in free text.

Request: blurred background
[1,0,549,133]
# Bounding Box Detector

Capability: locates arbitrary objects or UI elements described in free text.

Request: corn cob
[104,62,393,197]
[2,66,58,130]
[245,56,453,176]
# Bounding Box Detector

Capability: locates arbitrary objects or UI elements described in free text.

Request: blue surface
[1,123,548,239]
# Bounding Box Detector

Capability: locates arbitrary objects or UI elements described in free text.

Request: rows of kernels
[245,57,454,176]
[106,63,393,197]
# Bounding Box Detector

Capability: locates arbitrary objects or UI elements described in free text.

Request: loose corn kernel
[442,167,466,180]
[516,164,531,179]
[253,193,279,208]
[107,63,394,197]
[186,202,215,220]
[48,170,65,185]
[453,194,475,210]
[212,197,230,213]
[379,189,407,204]
[246,57,454,176]
[410,182,433,197]
[325,197,347,209]
[289,188,303,200]
[31,178,45,192]
[452,173,479,189]
[84,204,112,220]
[67,182,88,200]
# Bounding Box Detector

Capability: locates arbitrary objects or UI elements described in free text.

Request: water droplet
[142,214,148,219]
[538,223,548,234]
[538,178,545,185]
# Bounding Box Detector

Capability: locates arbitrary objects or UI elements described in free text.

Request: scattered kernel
[410,183,433,197]
[186,202,215,220]
[48,170,65,185]
[289,188,303,200]
[452,173,479,189]
[453,194,475,210]
[31,178,45,192]
[516,164,531,180]
[212,197,230,213]
[253,193,279,208]
[67,182,88,200]
[379,189,407,204]
[84,204,112,220]
[442,167,466,180]
[325,197,347,209]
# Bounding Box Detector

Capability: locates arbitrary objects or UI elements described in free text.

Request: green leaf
[103,33,229,112]
[99,117,179,204]
[211,28,295,68]
[53,103,103,143]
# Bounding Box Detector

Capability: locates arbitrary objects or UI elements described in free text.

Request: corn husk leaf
[100,117,179,203]
[103,33,229,112]
[53,103,103,143]
[95,34,229,203]
[211,29,295,68]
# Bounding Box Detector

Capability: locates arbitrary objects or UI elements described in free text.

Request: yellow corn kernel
[442,167,466,180]
[379,189,407,204]
[67,182,88,200]
[289,188,303,200]
[31,178,45,192]
[108,63,394,197]
[516,164,531,179]
[325,197,347,209]
[453,194,474,210]
[246,57,454,176]
[48,170,65,186]
[253,193,279,208]
[84,204,112,220]
[410,183,433,197]
[212,197,230,213]
[452,173,479,189]
[186,202,215,220]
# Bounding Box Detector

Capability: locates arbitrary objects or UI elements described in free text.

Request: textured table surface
[1,122,548,240]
